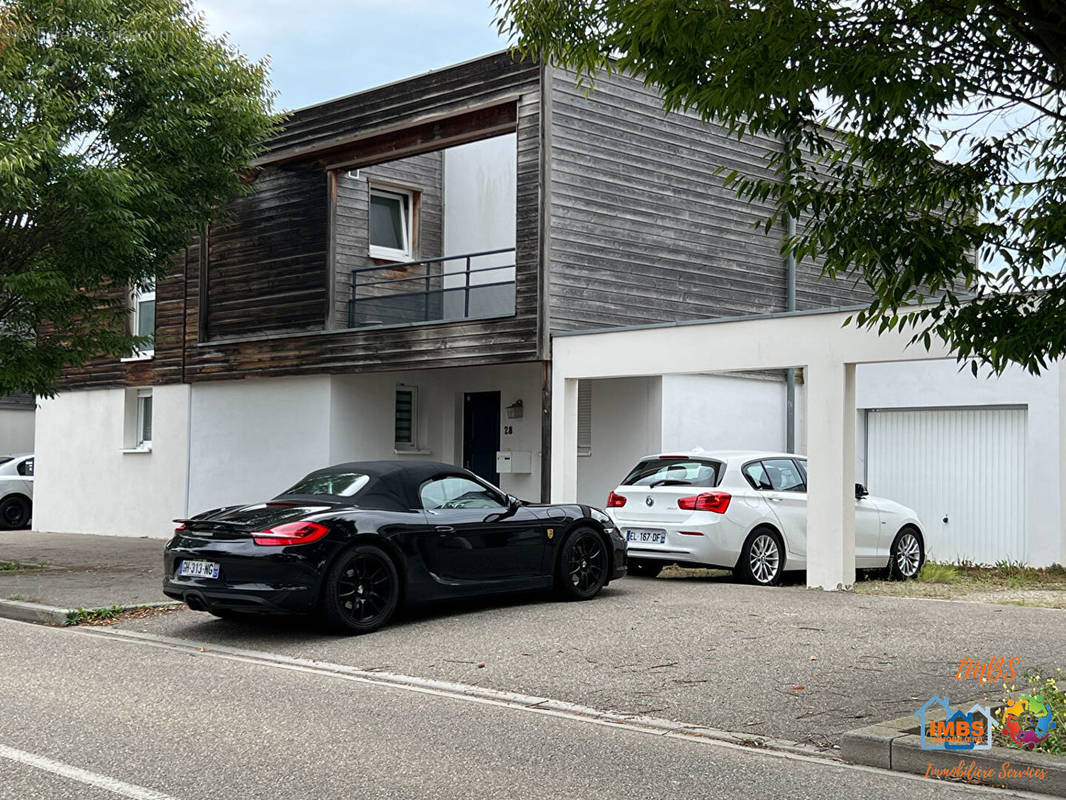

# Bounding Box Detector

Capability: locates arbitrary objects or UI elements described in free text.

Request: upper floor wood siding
[60,53,544,390]
[546,68,787,331]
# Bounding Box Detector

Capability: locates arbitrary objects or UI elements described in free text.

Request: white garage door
[865,407,1027,564]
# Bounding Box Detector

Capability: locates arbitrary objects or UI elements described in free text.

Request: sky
[195,0,511,112]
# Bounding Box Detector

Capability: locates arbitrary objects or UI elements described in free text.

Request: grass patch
[0,560,47,572]
[65,604,179,627]
[917,562,959,583]
[65,605,126,625]
[857,560,1066,603]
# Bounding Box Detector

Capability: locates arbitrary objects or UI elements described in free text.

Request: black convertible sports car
[164,460,627,633]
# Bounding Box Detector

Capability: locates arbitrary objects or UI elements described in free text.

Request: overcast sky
[196,0,510,111]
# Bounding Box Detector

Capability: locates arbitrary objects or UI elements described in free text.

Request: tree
[494,0,1066,374]
[0,0,274,396]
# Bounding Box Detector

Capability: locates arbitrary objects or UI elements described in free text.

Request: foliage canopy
[495,0,1066,374]
[0,0,274,395]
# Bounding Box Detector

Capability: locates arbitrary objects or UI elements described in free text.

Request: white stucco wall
[856,360,1064,566]
[0,408,35,454]
[34,385,190,537]
[187,376,332,515]
[576,377,662,508]
[330,362,543,500]
[660,373,790,453]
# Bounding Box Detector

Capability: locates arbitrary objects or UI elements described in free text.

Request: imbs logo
[1001,696,1057,750]
[915,697,994,751]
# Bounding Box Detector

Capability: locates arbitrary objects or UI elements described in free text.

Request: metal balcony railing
[347,247,516,329]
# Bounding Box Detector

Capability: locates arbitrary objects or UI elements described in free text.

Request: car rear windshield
[281,472,371,498]
[621,458,723,488]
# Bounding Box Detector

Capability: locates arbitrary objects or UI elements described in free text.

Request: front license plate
[178,560,220,579]
[625,529,667,545]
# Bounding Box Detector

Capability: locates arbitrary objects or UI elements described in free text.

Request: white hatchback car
[0,453,34,530]
[606,450,925,585]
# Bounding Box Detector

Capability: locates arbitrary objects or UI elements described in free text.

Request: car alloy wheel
[749,534,780,584]
[323,544,399,634]
[739,529,784,586]
[890,528,924,580]
[557,527,609,600]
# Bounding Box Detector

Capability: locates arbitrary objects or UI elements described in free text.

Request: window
[369,187,413,261]
[136,389,153,448]
[762,458,806,492]
[742,461,773,490]
[394,385,417,451]
[130,279,156,358]
[419,476,506,511]
[622,458,723,488]
[577,381,592,457]
[281,472,370,498]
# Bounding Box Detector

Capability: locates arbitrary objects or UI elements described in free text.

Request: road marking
[0,743,180,800]
[72,625,1046,799]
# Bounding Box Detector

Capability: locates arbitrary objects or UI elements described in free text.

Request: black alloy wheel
[626,558,664,578]
[322,544,400,634]
[557,527,609,600]
[0,496,30,530]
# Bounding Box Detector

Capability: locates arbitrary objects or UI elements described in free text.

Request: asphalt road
[111,573,1065,748]
[0,618,1033,800]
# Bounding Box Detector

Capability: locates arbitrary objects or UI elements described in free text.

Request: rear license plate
[178,560,220,579]
[625,529,667,544]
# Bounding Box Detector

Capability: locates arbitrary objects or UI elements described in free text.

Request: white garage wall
[857,360,1064,566]
[661,373,789,453]
[0,408,35,454]
[576,377,662,508]
[34,385,190,537]
[188,376,332,515]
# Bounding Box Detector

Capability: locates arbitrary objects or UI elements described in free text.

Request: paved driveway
[113,573,1062,747]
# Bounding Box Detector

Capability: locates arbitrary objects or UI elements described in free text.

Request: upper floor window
[369,187,414,262]
[131,279,156,358]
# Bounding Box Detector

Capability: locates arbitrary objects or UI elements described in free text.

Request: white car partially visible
[0,454,33,530]
[606,450,925,586]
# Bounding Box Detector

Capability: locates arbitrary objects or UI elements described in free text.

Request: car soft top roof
[274,460,473,510]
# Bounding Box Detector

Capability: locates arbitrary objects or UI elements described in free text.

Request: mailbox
[496,450,532,474]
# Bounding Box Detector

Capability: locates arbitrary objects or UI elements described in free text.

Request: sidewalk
[0,530,175,623]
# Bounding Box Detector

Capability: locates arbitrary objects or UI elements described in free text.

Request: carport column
[550,376,580,503]
[805,360,857,590]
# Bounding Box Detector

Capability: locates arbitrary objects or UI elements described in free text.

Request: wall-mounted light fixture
[506,399,524,419]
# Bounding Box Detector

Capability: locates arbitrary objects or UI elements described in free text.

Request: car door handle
[769,496,782,502]
[435,526,456,534]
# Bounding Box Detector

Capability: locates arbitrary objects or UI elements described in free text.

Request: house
[32,52,1066,568]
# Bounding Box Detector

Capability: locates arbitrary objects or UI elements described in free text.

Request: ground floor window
[123,388,153,452]
[394,385,417,451]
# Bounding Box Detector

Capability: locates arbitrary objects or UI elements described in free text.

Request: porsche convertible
[164,460,627,633]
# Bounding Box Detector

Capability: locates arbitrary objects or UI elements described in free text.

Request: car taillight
[174,522,186,534]
[252,521,330,546]
[677,492,731,514]
[607,491,627,508]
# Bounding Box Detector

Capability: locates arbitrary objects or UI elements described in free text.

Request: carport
[549,307,1065,589]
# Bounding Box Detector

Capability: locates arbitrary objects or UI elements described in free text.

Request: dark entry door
[463,391,500,485]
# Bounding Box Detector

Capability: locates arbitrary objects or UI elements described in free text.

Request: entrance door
[463,391,501,485]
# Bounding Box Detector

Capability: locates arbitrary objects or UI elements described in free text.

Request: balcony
[347,248,516,329]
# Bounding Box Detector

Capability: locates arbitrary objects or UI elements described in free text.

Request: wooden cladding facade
[59,53,882,393]
[61,53,543,390]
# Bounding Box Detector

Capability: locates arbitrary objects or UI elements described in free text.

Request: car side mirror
[855,483,869,500]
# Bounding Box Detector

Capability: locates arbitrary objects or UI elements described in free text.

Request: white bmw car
[0,453,33,530]
[606,450,925,586]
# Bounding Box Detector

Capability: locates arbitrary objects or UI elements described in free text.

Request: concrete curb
[842,708,1066,796]
[0,599,182,627]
